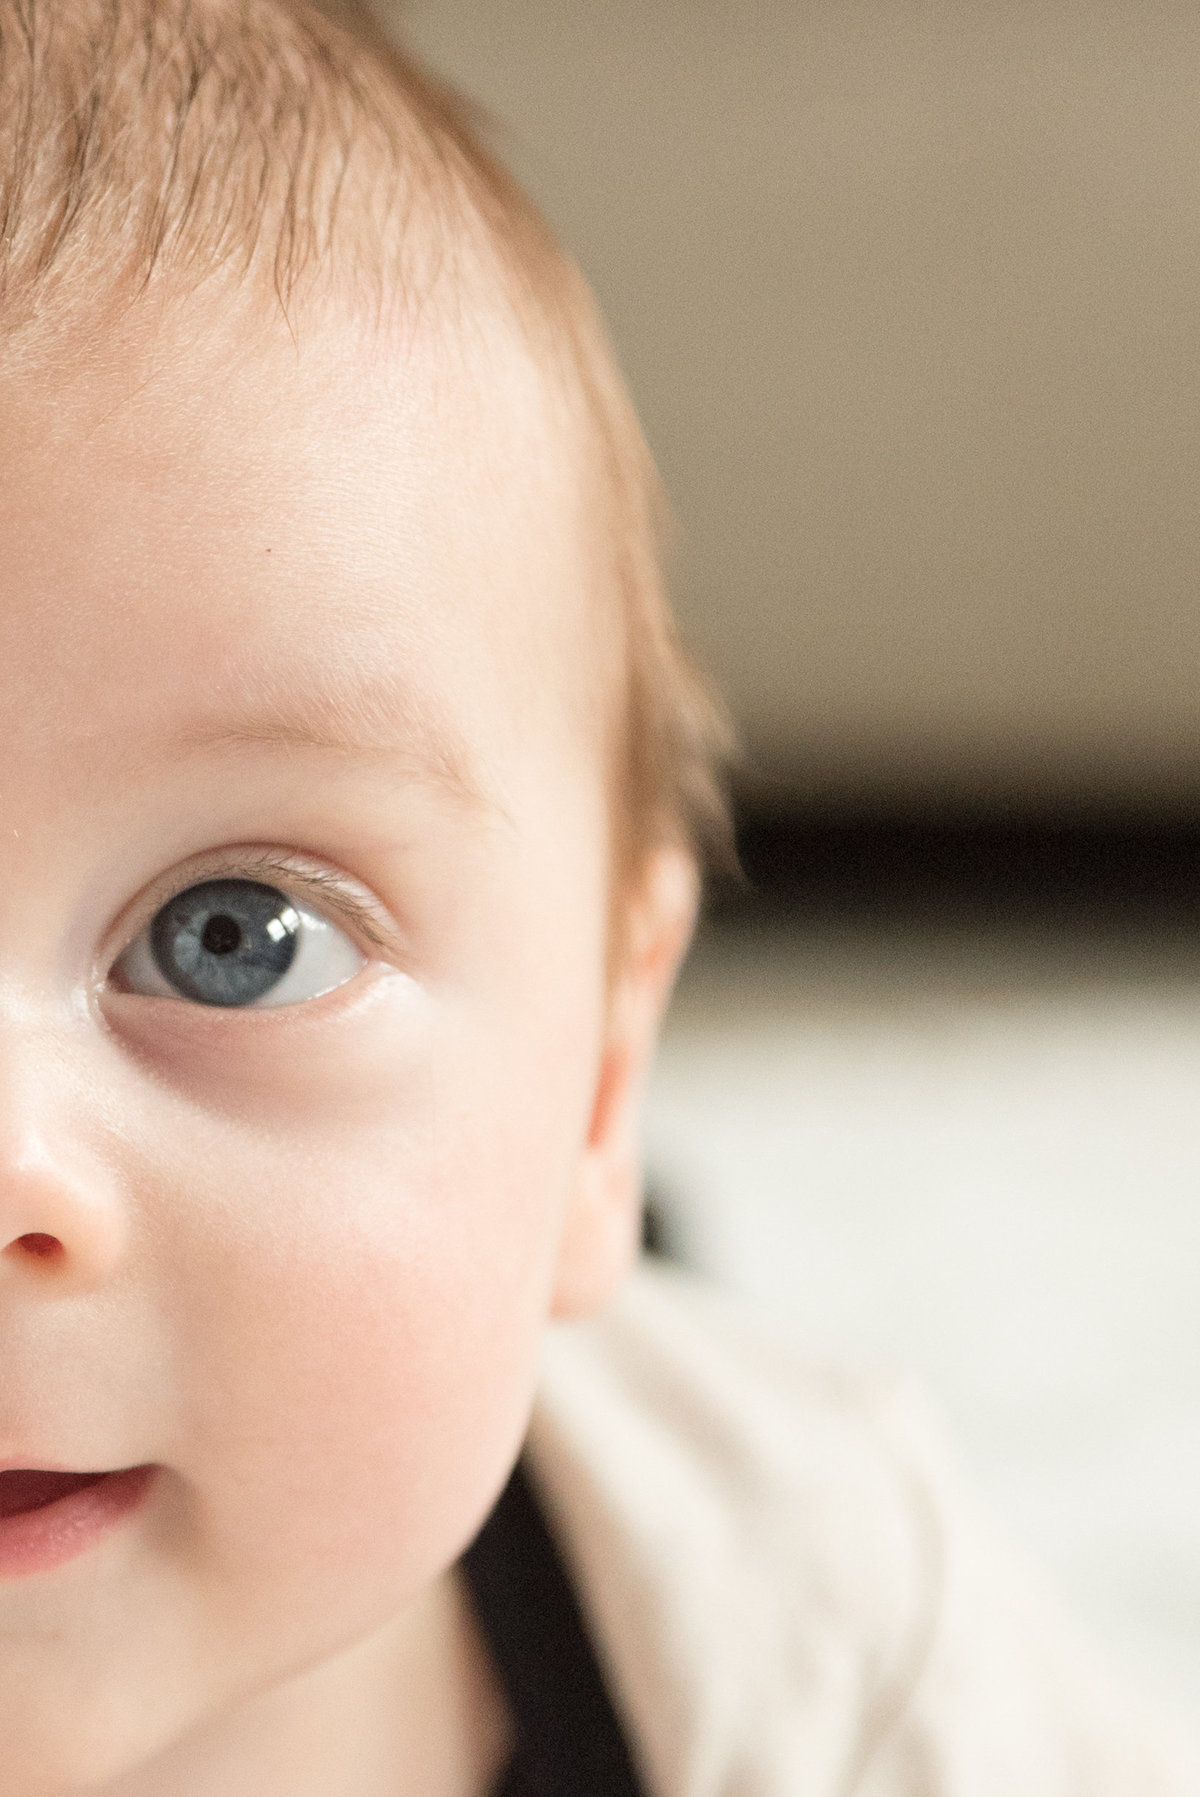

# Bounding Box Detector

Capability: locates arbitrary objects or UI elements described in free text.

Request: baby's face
[0,287,641,1785]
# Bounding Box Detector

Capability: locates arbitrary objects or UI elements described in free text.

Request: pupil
[201,914,242,956]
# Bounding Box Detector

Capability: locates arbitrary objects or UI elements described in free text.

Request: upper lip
[0,1459,128,1476]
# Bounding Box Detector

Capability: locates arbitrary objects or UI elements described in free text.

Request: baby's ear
[551,845,699,1319]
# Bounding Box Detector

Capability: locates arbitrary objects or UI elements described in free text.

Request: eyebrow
[169,671,494,813]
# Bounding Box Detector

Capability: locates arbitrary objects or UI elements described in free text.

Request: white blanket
[528,1261,1200,1797]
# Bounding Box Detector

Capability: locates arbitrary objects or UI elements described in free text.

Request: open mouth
[0,1469,112,1519]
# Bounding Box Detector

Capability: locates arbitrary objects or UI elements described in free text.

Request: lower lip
[0,1466,158,1578]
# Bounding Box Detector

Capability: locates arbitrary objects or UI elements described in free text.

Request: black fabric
[461,1455,649,1797]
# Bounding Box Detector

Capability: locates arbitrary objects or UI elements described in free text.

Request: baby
[0,2,1195,1794]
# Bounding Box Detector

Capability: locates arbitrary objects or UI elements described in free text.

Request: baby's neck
[103,1567,513,1797]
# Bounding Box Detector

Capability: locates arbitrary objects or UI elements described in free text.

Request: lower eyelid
[100,961,404,1052]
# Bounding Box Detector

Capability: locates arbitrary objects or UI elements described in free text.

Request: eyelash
[111,847,393,978]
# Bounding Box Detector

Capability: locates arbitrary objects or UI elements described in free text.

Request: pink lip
[0,1464,157,1577]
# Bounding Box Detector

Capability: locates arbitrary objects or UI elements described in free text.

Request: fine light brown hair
[0,0,733,892]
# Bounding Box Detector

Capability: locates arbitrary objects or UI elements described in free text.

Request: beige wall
[400,1,1200,812]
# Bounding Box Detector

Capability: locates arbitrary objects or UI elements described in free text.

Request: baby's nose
[0,1129,127,1297]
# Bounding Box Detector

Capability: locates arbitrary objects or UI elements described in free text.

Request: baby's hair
[0,0,733,898]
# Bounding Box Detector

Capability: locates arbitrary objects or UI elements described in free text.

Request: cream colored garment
[525,1261,1200,1797]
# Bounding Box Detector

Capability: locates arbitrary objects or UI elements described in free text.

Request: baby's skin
[0,281,695,1795]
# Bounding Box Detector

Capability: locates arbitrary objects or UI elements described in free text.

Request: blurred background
[397,0,1200,1721]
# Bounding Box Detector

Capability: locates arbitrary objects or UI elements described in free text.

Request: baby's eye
[112,877,365,1009]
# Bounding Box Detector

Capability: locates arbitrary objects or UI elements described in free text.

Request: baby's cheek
[152,1010,582,1653]
[210,1244,533,1580]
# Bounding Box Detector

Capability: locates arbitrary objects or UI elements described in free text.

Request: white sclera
[114,892,366,1008]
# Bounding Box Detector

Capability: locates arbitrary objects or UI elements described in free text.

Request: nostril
[12,1233,62,1260]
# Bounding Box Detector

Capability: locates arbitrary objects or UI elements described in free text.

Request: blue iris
[149,878,301,1007]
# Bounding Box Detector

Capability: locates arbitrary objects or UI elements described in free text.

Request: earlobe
[550,1151,643,1320]
[550,846,699,1320]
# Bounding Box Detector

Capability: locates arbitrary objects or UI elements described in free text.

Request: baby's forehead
[0,0,636,853]
[1,278,604,802]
